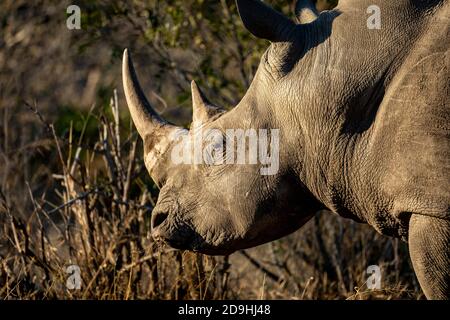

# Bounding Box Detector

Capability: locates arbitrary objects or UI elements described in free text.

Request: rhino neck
[287,0,443,221]
[271,1,442,221]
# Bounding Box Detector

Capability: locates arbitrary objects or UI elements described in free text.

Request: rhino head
[123,0,329,255]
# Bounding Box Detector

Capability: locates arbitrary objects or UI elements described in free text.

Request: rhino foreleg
[408,214,450,299]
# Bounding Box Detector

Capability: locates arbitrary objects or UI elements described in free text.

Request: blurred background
[0,0,423,299]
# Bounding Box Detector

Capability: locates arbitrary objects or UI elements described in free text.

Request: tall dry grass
[0,94,424,300]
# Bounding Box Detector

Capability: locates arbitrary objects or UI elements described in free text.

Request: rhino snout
[151,210,169,236]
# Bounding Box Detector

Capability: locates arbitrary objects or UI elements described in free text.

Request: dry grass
[0,94,424,300]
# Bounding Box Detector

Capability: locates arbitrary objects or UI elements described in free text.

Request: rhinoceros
[122,0,449,299]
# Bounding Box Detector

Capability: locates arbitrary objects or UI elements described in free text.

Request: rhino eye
[203,136,226,166]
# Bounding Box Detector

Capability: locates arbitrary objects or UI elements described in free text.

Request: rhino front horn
[122,49,184,176]
[122,49,175,138]
[191,80,225,127]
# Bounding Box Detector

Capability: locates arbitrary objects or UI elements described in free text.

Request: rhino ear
[236,0,297,42]
[191,81,225,127]
[295,0,319,24]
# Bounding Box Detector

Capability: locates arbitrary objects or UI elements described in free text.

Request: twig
[239,250,281,283]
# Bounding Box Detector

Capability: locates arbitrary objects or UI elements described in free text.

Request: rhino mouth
[153,223,196,250]
[158,237,235,256]
[153,223,239,256]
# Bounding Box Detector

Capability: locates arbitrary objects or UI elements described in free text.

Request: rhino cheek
[194,217,237,247]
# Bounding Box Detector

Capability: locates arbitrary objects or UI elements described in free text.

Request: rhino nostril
[151,211,168,231]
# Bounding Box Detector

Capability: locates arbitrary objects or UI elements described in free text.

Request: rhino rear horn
[191,80,225,127]
[236,0,297,42]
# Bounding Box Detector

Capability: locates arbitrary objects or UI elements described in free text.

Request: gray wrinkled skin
[123,0,449,299]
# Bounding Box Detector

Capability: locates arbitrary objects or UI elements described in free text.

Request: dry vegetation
[0,97,424,300]
[0,0,424,300]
